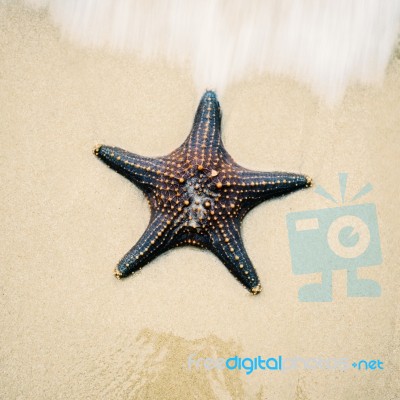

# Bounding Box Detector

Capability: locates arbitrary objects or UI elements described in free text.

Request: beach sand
[1,4,399,399]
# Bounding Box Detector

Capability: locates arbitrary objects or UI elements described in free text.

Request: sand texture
[1,4,400,399]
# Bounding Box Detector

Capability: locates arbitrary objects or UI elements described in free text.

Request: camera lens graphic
[327,215,371,259]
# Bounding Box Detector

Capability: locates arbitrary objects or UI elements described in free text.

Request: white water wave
[24,0,400,103]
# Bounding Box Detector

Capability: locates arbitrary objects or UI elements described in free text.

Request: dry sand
[1,4,399,399]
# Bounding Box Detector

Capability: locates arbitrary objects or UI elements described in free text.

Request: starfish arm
[181,91,222,165]
[231,170,312,212]
[114,212,174,278]
[208,220,262,295]
[94,145,166,189]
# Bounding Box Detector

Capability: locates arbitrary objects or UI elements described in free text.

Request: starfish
[93,91,311,295]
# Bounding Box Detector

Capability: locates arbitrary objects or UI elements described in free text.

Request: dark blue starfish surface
[94,91,311,295]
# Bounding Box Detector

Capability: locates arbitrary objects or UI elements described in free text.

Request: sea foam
[24,0,400,103]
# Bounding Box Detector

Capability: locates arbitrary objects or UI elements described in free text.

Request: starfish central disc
[94,91,312,295]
